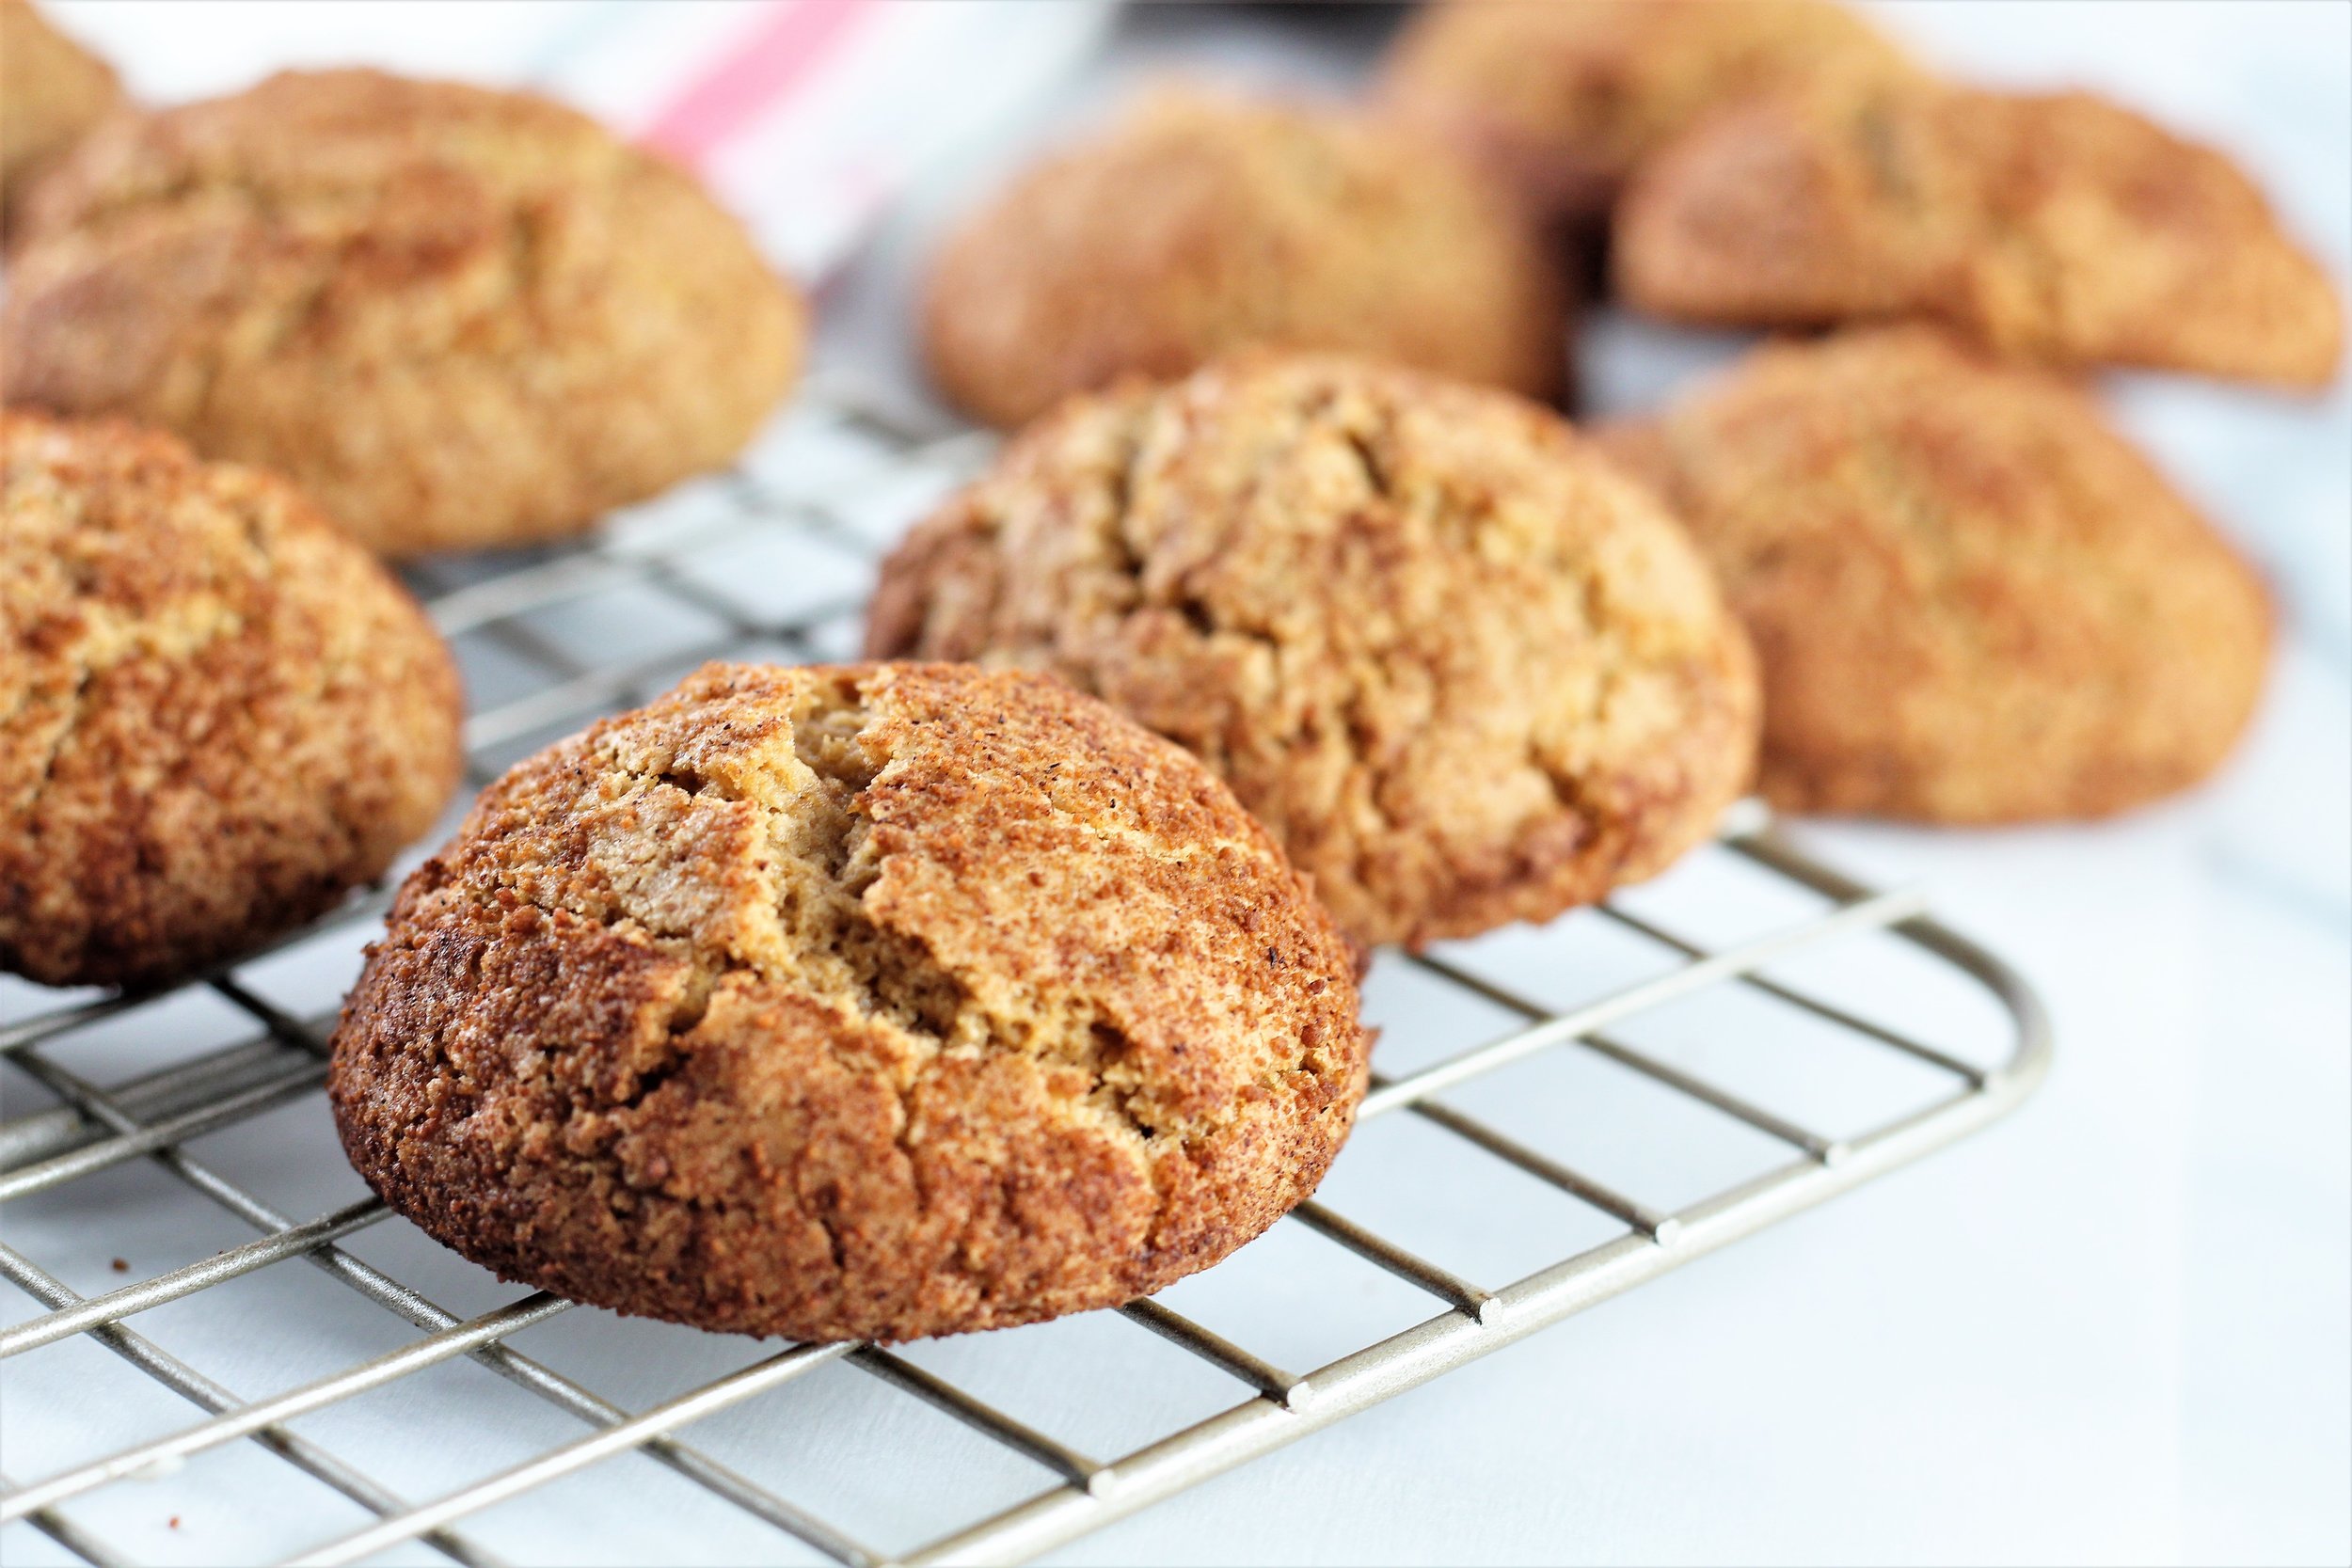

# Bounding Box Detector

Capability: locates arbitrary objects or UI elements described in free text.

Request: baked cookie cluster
[1614,82,2344,388]
[1380,0,1915,227]
[3,0,2331,1344]
[1365,0,2340,389]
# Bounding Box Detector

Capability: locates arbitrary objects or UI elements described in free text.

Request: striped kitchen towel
[543,0,1116,280]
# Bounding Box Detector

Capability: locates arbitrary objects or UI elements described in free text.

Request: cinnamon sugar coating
[1380,0,1910,224]
[2,69,803,555]
[868,355,1758,947]
[1598,328,2275,822]
[329,661,1368,1343]
[1614,82,2344,388]
[923,87,1568,430]
[2,410,462,987]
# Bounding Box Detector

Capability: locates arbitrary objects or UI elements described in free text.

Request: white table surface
[15,4,2351,1564]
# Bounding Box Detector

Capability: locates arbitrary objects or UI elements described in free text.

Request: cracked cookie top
[921,84,1568,431]
[866,354,1759,948]
[1,409,463,987]
[1597,327,2275,822]
[1613,79,2344,388]
[1,68,804,556]
[327,661,1367,1343]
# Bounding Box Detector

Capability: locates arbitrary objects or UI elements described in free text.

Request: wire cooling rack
[0,388,2052,1568]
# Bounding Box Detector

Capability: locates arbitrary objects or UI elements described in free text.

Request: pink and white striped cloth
[546,0,1114,281]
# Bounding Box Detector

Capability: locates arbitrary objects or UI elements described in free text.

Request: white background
[9,3,2350,1564]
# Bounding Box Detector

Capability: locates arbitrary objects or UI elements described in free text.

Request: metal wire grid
[0,388,2054,1568]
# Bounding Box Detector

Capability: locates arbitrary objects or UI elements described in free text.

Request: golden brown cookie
[867,354,1758,948]
[1597,327,2274,823]
[2,69,804,557]
[0,0,121,220]
[921,86,1569,431]
[1,411,463,988]
[1379,0,1910,225]
[328,661,1368,1343]
[1614,81,2344,388]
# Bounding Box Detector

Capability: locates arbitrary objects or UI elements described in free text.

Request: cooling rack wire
[0,385,2052,1568]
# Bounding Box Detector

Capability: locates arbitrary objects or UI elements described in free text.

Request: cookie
[921,86,1568,431]
[1379,0,1909,225]
[1597,327,2274,822]
[1614,81,2344,388]
[1,411,463,989]
[2,69,804,557]
[867,354,1758,948]
[0,0,120,220]
[328,661,1368,1343]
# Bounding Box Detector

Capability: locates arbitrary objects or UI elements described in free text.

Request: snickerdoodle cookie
[0,0,120,219]
[2,411,462,989]
[1614,81,2344,388]
[922,87,1568,431]
[2,69,803,557]
[1597,327,2273,823]
[1379,0,1910,226]
[867,355,1758,948]
[329,661,1367,1343]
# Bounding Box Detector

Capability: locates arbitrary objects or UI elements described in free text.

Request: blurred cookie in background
[1378,0,1912,229]
[869,353,1758,948]
[0,0,121,224]
[1,69,804,557]
[1,410,463,990]
[921,86,1569,431]
[1614,81,2344,388]
[1598,327,2275,824]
